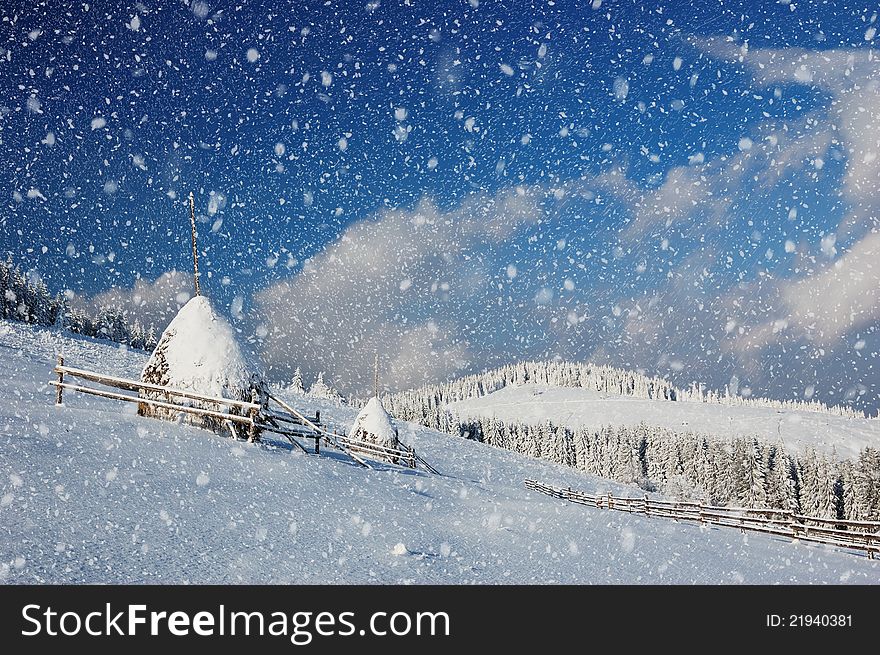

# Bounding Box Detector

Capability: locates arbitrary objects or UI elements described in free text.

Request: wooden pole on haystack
[188,191,201,296]
[374,352,379,399]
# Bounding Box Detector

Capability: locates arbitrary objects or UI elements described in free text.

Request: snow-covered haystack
[138,295,264,434]
[349,396,399,449]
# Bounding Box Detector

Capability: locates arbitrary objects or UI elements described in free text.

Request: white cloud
[781,232,880,344]
[695,37,880,235]
[623,165,713,239]
[612,109,837,243]
[254,191,542,393]
[74,270,195,332]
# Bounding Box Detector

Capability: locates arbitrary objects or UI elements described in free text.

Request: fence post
[644,494,650,516]
[55,355,64,405]
[247,390,259,443]
[247,408,257,442]
[315,410,321,426]
[314,435,320,455]
[698,503,704,524]
[607,492,613,510]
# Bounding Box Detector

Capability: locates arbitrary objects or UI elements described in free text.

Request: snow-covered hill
[0,320,877,583]
[449,384,880,461]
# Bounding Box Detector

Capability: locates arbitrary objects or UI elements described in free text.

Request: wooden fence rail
[51,380,256,427]
[53,361,261,413]
[524,479,880,558]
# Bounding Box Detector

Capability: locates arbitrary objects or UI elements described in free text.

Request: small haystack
[349,396,399,450]
[138,293,264,435]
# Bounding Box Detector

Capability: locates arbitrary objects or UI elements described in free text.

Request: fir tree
[767,447,799,512]
[798,451,822,517]
[288,367,305,394]
[854,448,880,521]
[744,438,768,508]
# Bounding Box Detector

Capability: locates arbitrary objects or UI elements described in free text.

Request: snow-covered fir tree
[766,447,800,513]
[851,449,880,521]
[308,372,346,405]
[287,367,305,394]
[743,438,768,508]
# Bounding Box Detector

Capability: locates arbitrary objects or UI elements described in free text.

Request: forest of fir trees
[0,258,158,350]
[396,407,880,521]
[383,361,880,521]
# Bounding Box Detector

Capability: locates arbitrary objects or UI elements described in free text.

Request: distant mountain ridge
[385,359,870,421]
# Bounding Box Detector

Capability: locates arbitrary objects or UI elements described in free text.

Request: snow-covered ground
[0,320,877,583]
[449,384,880,460]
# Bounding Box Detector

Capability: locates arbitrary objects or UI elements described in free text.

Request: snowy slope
[448,384,880,461]
[0,320,877,584]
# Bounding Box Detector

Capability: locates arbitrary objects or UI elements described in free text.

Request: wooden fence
[524,479,880,558]
[51,357,262,439]
[50,359,437,473]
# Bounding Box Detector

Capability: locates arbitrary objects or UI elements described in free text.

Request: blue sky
[1,0,878,408]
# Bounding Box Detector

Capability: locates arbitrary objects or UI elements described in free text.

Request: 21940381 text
[766,615,852,628]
